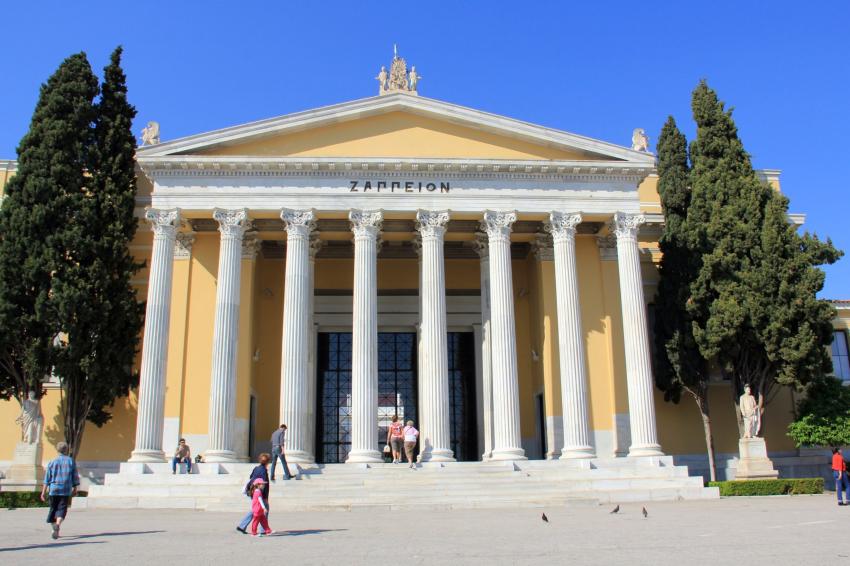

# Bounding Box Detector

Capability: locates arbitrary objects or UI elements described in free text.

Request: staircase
[84,458,718,511]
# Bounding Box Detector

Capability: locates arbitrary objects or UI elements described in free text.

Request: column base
[490,447,527,461]
[284,450,315,464]
[128,449,166,463]
[628,443,664,458]
[345,449,383,464]
[203,449,239,463]
[419,448,455,463]
[560,446,596,459]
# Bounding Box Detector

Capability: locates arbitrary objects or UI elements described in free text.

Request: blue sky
[0,1,847,297]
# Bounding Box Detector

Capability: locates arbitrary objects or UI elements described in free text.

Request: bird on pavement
[610,505,620,514]
[642,507,648,518]
[541,513,549,523]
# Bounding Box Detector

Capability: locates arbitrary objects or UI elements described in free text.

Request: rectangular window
[832,330,850,381]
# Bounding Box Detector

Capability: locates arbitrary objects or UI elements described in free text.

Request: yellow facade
[0,99,842,479]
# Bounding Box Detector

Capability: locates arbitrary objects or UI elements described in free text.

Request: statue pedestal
[1,442,44,491]
[736,437,779,480]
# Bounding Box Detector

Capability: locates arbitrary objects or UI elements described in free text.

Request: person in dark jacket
[236,453,270,533]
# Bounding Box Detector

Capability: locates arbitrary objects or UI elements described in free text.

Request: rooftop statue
[141,121,161,146]
[377,45,419,96]
[631,128,649,152]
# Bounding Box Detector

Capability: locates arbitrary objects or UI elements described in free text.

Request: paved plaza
[0,495,845,565]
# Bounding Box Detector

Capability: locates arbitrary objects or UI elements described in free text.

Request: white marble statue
[141,121,161,146]
[409,66,421,91]
[15,391,43,444]
[376,66,388,94]
[631,128,650,152]
[739,384,760,438]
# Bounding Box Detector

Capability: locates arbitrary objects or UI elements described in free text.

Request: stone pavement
[0,494,845,565]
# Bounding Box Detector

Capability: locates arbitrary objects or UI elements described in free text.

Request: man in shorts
[40,441,80,539]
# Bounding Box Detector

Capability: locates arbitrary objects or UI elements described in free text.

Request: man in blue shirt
[40,441,80,539]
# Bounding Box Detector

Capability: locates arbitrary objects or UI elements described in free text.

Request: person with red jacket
[831,447,849,505]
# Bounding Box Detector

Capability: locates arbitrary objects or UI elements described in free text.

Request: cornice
[137,156,653,184]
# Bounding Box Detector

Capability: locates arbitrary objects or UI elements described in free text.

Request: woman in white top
[402,420,419,469]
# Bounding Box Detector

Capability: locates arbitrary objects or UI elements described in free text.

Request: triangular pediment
[138,93,654,164]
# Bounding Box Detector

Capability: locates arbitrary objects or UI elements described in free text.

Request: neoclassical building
[1,55,847,488]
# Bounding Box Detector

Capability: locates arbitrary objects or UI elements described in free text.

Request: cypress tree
[0,54,98,409]
[653,116,716,480]
[52,47,144,457]
[686,80,841,431]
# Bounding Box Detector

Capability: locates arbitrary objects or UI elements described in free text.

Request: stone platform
[84,457,718,511]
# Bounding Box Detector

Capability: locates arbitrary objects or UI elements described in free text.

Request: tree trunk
[696,393,717,482]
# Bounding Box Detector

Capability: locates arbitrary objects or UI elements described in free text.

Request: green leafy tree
[788,375,850,448]
[652,116,716,480]
[0,53,98,413]
[686,80,841,431]
[52,47,144,457]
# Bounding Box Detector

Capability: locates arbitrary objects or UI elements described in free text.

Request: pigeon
[541,512,549,523]
[610,505,620,514]
[642,507,648,518]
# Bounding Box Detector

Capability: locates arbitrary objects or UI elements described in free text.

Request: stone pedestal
[2,442,45,490]
[736,437,779,480]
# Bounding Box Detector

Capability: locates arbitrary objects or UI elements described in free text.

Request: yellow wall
[194,111,606,161]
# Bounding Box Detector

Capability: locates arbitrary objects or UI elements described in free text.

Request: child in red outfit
[250,478,274,536]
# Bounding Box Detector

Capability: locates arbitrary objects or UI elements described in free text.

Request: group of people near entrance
[386,415,419,468]
[38,419,420,539]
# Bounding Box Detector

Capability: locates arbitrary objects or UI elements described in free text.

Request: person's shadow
[0,530,165,552]
[266,528,346,537]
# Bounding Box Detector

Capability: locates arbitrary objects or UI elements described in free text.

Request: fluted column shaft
[346,209,383,463]
[279,209,316,463]
[205,208,250,462]
[304,235,322,462]
[611,212,663,457]
[548,212,595,459]
[482,211,527,461]
[130,209,181,463]
[473,233,494,460]
[416,210,454,462]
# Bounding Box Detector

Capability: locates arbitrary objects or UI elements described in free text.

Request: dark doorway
[448,332,478,461]
[316,331,477,463]
[536,393,547,459]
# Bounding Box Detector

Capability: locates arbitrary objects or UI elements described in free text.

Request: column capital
[281,208,316,238]
[174,232,195,260]
[145,208,181,236]
[532,233,554,261]
[349,209,383,239]
[546,212,583,243]
[471,232,489,259]
[415,209,450,239]
[241,233,262,260]
[609,212,645,241]
[213,208,250,238]
[482,210,517,241]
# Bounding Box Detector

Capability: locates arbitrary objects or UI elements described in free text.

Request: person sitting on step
[172,438,192,474]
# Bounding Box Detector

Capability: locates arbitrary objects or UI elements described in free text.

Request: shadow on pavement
[60,530,165,540]
[273,529,347,537]
[0,541,105,552]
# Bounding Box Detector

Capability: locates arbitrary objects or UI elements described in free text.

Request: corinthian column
[472,233,494,460]
[130,208,181,463]
[205,208,250,463]
[416,210,454,462]
[611,212,663,457]
[482,211,526,461]
[548,212,595,459]
[279,209,316,463]
[346,209,383,464]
